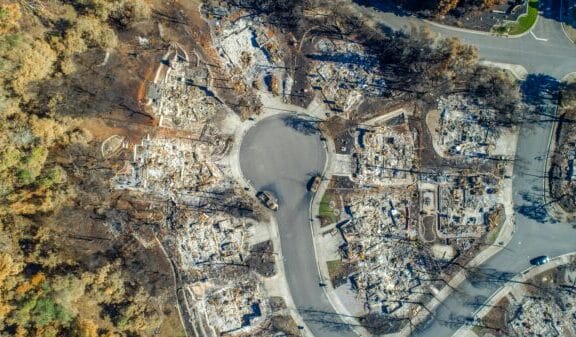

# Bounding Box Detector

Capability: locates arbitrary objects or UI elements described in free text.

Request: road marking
[559,0,576,43]
[530,31,549,41]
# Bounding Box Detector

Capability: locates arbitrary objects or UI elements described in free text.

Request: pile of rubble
[436,174,503,243]
[433,95,500,158]
[505,263,576,337]
[205,280,267,335]
[307,38,387,114]
[148,46,220,131]
[550,116,576,213]
[212,15,289,96]
[508,298,568,336]
[353,118,416,186]
[112,135,226,200]
[337,188,434,318]
[176,211,247,269]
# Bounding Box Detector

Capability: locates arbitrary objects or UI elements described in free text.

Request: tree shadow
[281,115,320,135]
[521,74,560,107]
[467,267,517,288]
[297,308,360,334]
[539,0,576,30]
[515,190,560,223]
[351,0,422,18]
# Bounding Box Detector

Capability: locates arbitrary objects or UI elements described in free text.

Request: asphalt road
[352,0,576,78]
[239,115,355,337]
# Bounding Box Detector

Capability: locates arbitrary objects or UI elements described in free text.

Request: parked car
[257,191,278,211]
[309,175,322,193]
[530,255,550,266]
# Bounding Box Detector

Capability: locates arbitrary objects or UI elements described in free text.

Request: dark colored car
[530,255,550,266]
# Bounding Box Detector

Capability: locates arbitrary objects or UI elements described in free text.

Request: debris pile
[338,188,431,318]
[176,212,247,269]
[205,281,267,335]
[550,115,576,213]
[481,262,576,337]
[148,46,219,131]
[353,118,416,186]
[436,174,503,241]
[213,16,289,96]
[434,95,500,158]
[112,135,225,200]
[307,38,387,114]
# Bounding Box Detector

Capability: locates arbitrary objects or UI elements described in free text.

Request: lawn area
[493,0,539,35]
[326,260,357,288]
[327,260,343,280]
[486,215,506,245]
[318,192,338,225]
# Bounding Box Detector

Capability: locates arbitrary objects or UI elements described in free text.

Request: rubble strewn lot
[214,17,286,90]
[175,211,246,269]
[112,135,225,198]
[204,280,268,334]
[476,260,576,337]
[148,47,219,130]
[109,41,293,336]
[353,115,416,186]
[430,95,501,159]
[307,38,388,114]
[204,7,291,112]
[321,98,514,332]
[550,107,576,215]
[435,174,504,242]
[338,188,430,318]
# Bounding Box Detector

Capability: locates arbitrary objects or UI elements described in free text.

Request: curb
[560,0,576,44]
[308,132,370,337]
[542,103,560,219]
[456,251,576,336]
[228,103,317,337]
[424,1,538,40]
[424,19,495,37]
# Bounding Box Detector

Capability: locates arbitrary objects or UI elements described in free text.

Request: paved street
[351,0,576,78]
[239,115,355,337]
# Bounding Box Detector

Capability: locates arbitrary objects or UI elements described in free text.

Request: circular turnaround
[239,114,354,337]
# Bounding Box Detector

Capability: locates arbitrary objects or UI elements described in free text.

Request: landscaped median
[493,0,539,36]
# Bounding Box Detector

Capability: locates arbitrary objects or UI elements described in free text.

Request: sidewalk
[309,134,372,337]
[455,251,576,337]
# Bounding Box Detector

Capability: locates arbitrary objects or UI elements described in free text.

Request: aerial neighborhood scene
[1,0,576,336]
